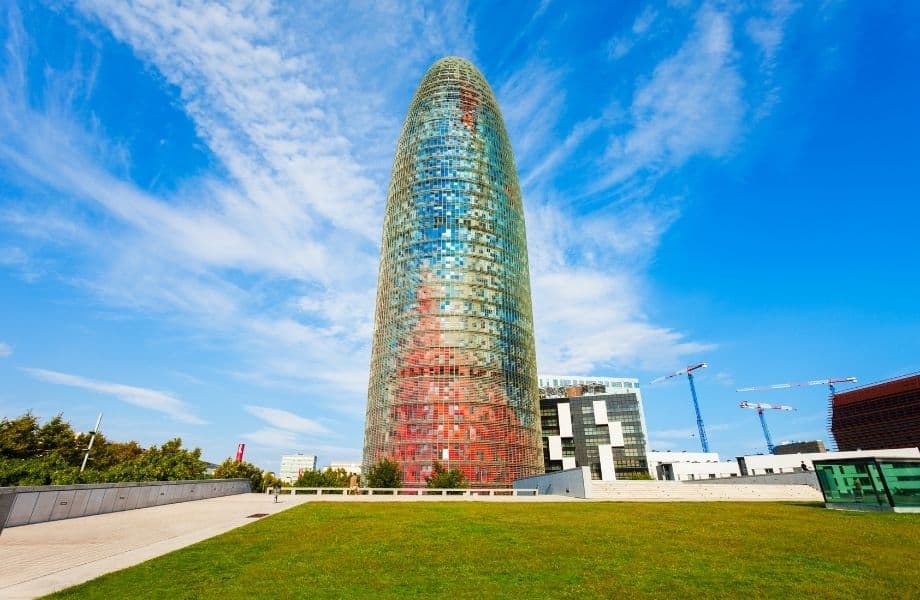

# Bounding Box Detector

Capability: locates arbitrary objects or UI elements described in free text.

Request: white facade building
[647,451,741,481]
[539,374,643,392]
[538,375,650,481]
[279,454,318,483]
[737,447,920,476]
[323,462,362,475]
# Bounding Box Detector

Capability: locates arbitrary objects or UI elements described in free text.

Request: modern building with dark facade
[831,373,920,451]
[362,57,542,487]
[774,440,826,455]
[538,375,650,480]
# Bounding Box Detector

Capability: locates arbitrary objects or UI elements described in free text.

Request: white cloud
[600,5,744,188]
[244,405,330,435]
[632,6,659,35]
[530,267,712,373]
[241,427,302,451]
[0,342,12,357]
[0,1,473,413]
[0,1,800,404]
[713,371,735,386]
[497,60,567,172]
[22,367,206,424]
[240,427,360,459]
[608,5,659,60]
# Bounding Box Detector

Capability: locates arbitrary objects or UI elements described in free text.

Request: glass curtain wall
[363,57,542,487]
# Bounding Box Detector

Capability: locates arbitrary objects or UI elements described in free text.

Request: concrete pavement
[0,493,311,599]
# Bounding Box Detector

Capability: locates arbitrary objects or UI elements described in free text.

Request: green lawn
[49,502,920,599]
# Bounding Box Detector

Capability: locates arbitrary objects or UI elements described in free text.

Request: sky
[1,1,918,471]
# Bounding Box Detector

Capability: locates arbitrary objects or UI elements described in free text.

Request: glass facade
[362,57,542,487]
[540,388,650,479]
[814,457,920,511]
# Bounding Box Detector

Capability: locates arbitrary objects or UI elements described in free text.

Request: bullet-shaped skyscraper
[363,57,543,487]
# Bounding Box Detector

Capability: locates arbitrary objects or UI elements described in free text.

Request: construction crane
[736,376,857,451]
[736,377,858,396]
[739,401,795,454]
[650,363,710,452]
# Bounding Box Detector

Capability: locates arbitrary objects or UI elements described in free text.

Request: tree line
[361,458,468,489]
[2,412,472,490]
[0,412,270,491]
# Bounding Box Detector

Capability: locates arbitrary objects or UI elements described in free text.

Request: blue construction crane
[650,363,710,452]
[739,401,795,454]
[737,376,857,451]
[736,377,858,396]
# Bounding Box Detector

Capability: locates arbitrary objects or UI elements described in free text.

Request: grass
[49,502,920,599]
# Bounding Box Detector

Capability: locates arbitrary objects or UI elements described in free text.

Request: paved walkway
[0,493,311,599]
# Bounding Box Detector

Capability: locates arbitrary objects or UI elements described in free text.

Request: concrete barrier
[511,469,822,501]
[589,480,823,501]
[682,471,820,490]
[0,489,15,535]
[0,479,250,532]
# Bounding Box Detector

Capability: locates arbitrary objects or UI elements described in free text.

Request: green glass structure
[814,457,920,512]
[362,57,542,487]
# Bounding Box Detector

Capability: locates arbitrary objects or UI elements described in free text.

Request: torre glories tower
[363,57,543,487]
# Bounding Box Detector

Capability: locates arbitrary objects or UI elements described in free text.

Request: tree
[291,467,352,488]
[37,414,83,464]
[322,467,349,488]
[213,458,264,492]
[0,412,208,486]
[94,439,144,470]
[261,471,284,490]
[425,461,468,489]
[0,412,40,458]
[366,458,401,488]
[293,469,326,487]
[103,438,207,482]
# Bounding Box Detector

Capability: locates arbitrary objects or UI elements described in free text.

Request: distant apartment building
[323,462,362,475]
[647,451,740,481]
[831,373,920,451]
[538,375,650,480]
[279,454,318,483]
[736,447,920,476]
[774,440,826,455]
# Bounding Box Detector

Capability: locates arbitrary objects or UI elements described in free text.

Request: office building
[831,373,920,451]
[736,447,919,476]
[647,451,740,481]
[774,440,826,455]
[324,462,362,475]
[538,375,649,480]
[279,454,317,484]
[363,57,542,487]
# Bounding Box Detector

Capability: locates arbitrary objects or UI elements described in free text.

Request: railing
[265,487,538,497]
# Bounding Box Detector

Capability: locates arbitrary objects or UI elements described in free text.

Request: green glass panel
[878,461,920,507]
[815,462,889,506]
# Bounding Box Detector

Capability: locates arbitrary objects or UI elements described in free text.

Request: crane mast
[651,363,710,453]
[736,377,855,452]
[739,401,795,454]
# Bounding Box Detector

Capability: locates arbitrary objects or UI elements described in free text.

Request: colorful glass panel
[362,57,542,487]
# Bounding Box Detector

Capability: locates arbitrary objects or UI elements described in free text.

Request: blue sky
[1,1,918,470]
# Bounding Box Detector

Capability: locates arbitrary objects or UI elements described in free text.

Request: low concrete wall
[0,479,250,532]
[589,480,823,501]
[513,468,590,498]
[682,471,820,490]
